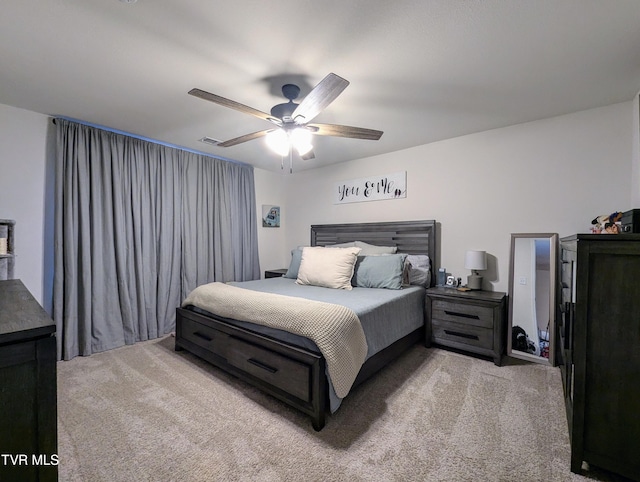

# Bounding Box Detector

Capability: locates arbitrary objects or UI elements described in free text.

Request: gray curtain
[53,119,260,361]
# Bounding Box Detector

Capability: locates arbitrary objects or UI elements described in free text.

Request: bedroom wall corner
[253,167,289,277]
[0,102,50,306]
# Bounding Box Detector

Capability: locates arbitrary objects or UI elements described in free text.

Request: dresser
[559,234,640,480]
[425,287,507,366]
[0,280,58,482]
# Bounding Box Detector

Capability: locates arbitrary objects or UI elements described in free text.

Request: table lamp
[464,250,487,290]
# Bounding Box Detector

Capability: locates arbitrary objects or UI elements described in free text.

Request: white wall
[253,167,288,276]
[0,103,52,306]
[278,102,633,292]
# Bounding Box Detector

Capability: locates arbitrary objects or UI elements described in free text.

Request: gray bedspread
[230,277,425,358]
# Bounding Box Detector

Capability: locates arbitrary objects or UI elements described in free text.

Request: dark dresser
[0,280,58,482]
[558,234,640,480]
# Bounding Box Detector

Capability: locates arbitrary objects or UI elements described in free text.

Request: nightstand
[425,287,507,366]
[264,268,288,279]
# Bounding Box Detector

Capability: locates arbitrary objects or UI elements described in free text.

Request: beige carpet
[57,336,622,481]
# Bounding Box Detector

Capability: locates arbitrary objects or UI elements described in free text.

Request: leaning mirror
[507,233,558,365]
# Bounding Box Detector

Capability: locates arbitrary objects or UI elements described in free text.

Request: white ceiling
[2,1,640,172]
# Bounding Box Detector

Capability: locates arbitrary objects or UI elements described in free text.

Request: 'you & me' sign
[334,171,406,204]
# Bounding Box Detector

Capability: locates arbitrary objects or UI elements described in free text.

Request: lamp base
[467,274,483,290]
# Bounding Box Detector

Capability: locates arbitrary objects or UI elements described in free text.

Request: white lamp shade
[266,129,290,156]
[291,128,313,155]
[464,250,487,270]
[266,128,314,157]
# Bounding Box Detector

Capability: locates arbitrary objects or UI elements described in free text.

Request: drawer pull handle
[247,358,278,374]
[444,329,479,340]
[193,331,213,342]
[444,310,480,320]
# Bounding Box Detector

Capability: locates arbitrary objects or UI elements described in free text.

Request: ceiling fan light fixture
[295,143,313,156]
[266,129,290,156]
[266,127,314,157]
[291,128,313,156]
[291,127,311,144]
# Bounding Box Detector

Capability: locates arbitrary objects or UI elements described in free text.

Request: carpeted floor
[56,336,625,481]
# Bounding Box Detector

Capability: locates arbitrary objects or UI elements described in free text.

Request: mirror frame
[507,233,558,366]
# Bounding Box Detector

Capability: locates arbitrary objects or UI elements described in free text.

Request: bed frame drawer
[179,317,227,354]
[431,300,494,329]
[175,307,327,430]
[226,336,311,403]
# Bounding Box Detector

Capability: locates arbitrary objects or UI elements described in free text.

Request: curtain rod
[51,116,252,168]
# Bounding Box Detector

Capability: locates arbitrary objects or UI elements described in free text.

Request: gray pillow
[283,247,304,279]
[351,254,407,290]
[355,240,397,255]
[329,241,357,248]
[406,255,431,287]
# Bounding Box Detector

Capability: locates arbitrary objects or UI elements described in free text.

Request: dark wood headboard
[310,220,437,286]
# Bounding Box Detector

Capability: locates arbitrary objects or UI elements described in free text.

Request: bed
[175,220,437,430]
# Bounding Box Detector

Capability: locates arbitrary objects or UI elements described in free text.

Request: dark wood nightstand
[264,268,288,279]
[426,287,507,366]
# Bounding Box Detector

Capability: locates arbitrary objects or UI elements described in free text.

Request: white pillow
[296,246,361,290]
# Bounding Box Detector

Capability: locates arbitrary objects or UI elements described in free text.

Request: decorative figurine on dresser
[0,219,15,280]
[558,233,640,481]
[425,286,507,366]
[0,280,58,482]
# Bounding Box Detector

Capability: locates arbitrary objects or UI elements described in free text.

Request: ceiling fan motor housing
[281,84,300,100]
[270,101,299,121]
[270,84,302,121]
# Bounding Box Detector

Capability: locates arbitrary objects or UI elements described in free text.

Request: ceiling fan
[188,73,383,167]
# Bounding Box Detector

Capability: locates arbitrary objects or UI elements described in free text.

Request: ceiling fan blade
[217,129,271,147]
[307,123,383,140]
[189,88,281,125]
[291,73,349,124]
[300,149,315,161]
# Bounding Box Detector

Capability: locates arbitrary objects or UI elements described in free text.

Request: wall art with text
[334,171,406,204]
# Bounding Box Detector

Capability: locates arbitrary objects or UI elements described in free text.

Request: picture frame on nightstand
[264,268,287,279]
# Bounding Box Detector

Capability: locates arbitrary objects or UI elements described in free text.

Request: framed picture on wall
[262,205,280,228]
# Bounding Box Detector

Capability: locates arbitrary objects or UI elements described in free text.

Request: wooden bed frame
[175,220,437,430]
